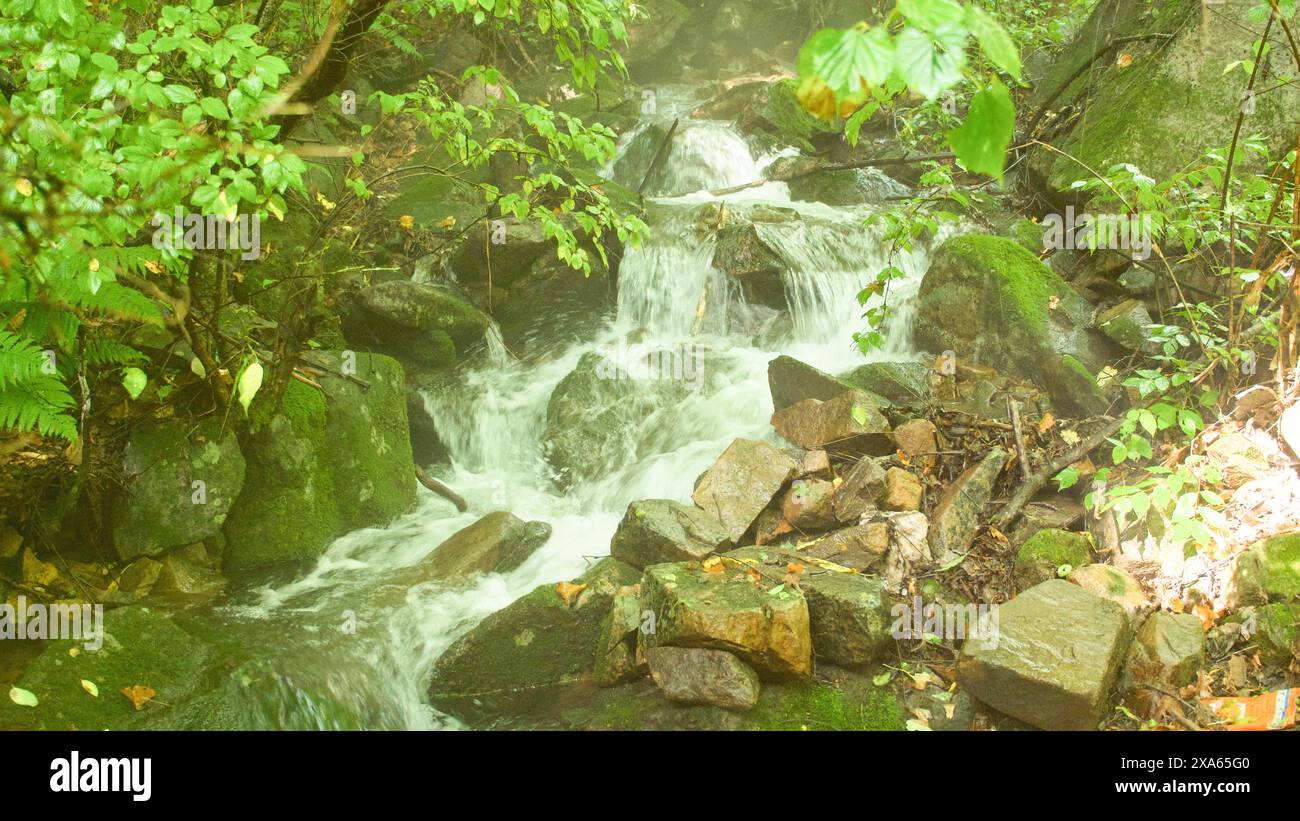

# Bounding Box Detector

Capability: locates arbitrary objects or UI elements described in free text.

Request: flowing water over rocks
[175,84,946,729]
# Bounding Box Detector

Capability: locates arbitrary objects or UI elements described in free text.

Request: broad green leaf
[896,0,965,32]
[121,367,147,400]
[802,26,893,97]
[947,80,1015,180]
[893,24,967,100]
[967,6,1022,80]
[236,360,263,415]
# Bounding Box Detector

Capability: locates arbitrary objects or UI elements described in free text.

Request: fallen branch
[991,414,1126,531]
[415,465,468,512]
[708,152,954,197]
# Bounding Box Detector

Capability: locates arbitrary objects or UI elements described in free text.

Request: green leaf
[200,96,230,120]
[801,26,893,97]
[893,24,967,100]
[235,360,263,415]
[966,6,1021,80]
[121,367,147,400]
[947,80,1015,180]
[80,679,99,698]
[896,0,965,32]
[9,686,38,707]
[1054,466,1081,490]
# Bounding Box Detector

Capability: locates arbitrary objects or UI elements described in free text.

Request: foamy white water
[198,85,951,729]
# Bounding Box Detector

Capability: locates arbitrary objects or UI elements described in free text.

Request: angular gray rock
[419,511,552,580]
[957,579,1133,730]
[610,499,730,569]
[929,449,1006,565]
[692,439,797,543]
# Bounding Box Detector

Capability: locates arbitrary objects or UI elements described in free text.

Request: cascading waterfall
[191,86,948,729]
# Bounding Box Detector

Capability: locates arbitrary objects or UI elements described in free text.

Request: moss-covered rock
[841,360,932,404]
[739,79,844,153]
[1248,603,1299,667]
[1232,532,1300,605]
[222,352,416,571]
[427,558,641,723]
[640,561,812,677]
[1030,0,1300,195]
[533,667,905,730]
[0,606,214,730]
[913,235,1114,414]
[1014,529,1093,591]
[112,418,246,561]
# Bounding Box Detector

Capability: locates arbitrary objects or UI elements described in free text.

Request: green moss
[0,607,214,730]
[1249,603,1299,667]
[761,79,842,152]
[746,676,904,730]
[1233,532,1300,604]
[1015,528,1092,589]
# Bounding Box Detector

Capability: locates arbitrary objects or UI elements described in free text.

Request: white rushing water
[205,88,947,729]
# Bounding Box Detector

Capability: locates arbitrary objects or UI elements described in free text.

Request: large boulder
[1030,0,1300,195]
[640,562,813,678]
[112,419,245,561]
[427,558,641,723]
[736,79,845,152]
[771,390,893,457]
[610,499,730,569]
[841,361,932,404]
[222,352,418,571]
[1231,532,1300,605]
[914,235,1114,414]
[692,438,797,543]
[786,167,910,207]
[418,512,552,581]
[957,580,1133,730]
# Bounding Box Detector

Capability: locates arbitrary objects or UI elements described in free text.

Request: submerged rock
[543,350,691,488]
[640,562,812,678]
[646,646,760,711]
[692,438,797,543]
[113,419,245,561]
[957,580,1133,730]
[609,499,730,569]
[419,512,553,581]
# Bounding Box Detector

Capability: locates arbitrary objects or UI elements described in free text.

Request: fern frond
[0,375,77,440]
[83,337,146,366]
[0,329,48,389]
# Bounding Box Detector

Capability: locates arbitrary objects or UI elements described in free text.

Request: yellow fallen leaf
[80,680,99,698]
[1038,412,1056,434]
[121,685,156,711]
[437,216,456,229]
[555,581,586,607]
[702,556,724,574]
[315,191,335,211]
[1117,52,1133,69]
[399,214,414,230]
[1060,429,1081,446]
